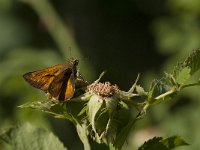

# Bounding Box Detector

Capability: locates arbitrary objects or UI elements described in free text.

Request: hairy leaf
[148,78,172,104]
[138,136,188,150]
[18,99,63,115]
[19,99,86,123]
[0,123,67,150]
[76,122,91,150]
[173,50,200,86]
[87,95,104,135]
[183,49,200,75]
[175,67,191,85]
[136,85,148,99]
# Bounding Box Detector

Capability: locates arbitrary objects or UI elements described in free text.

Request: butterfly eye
[69,58,79,66]
[74,59,79,66]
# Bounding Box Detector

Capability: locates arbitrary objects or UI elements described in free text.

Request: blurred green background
[0,0,200,150]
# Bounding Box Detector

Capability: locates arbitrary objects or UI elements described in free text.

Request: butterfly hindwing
[48,68,75,100]
[64,73,75,100]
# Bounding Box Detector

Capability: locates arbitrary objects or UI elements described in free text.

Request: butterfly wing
[64,74,75,100]
[48,69,75,100]
[23,64,64,92]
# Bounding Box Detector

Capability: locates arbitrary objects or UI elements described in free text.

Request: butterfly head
[68,58,79,67]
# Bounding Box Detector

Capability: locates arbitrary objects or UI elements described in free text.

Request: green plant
[1,50,200,150]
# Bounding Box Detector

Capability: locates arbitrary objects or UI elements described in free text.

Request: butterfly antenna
[69,47,72,58]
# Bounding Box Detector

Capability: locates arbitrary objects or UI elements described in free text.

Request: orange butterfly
[23,58,88,101]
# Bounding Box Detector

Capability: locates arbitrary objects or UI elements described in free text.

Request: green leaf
[76,122,91,150]
[113,101,138,150]
[138,136,188,150]
[87,95,104,134]
[162,136,189,149]
[172,50,200,86]
[0,123,67,150]
[19,99,59,113]
[138,137,163,150]
[117,90,139,101]
[136,85,148,99]
[128,74,140,93]
[175,67,191,85]
[105,97,118,116]
[183,49,200,75]
[19,99,87,123]
[105,118,118,144]
[103,97,118,143]
[18,100,70,118]
[114,119,136,150]
[78,105,87,116]
[148,79,173,104]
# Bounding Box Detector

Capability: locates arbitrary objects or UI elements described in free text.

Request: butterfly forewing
[23,64,64,92]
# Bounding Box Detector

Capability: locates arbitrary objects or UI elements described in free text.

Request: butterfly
[23,58,88,101]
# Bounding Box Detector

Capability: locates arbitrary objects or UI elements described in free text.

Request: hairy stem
[155,87,176,100]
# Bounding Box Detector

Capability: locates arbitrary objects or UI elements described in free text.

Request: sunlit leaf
[87,95,104,134]
[175,67,191,85]
[76,122,91,150]
[18,99,64,116]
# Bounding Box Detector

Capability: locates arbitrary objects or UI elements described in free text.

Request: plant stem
[138,88,177,115]
[181,82,200,89]
[128,74,140,93]
[155,87,176,100]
